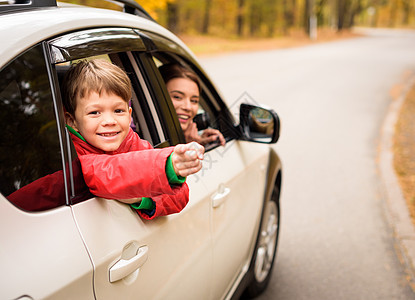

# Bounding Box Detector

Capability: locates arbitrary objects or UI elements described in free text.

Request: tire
[243,184,280,298]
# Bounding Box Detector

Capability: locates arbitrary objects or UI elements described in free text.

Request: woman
[159,63,225,146]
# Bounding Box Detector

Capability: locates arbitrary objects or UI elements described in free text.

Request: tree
[201,0,212,34]
[248,1,262,36]
[388,0,398,27]
[236,0,245,36]
[166,1,180,33]
[282,0,296,34]
[303,0,312,34]
[401,0,412,25]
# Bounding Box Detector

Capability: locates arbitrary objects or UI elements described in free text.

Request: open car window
[151,54,236,151]
[49,27,173,205]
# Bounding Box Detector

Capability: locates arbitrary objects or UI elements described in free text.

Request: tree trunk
[201,0,212,34]
[388,0,398,27]
[167,2,179,34]
[304,0,311,34]
[282,0,295,35]
[249,3,261,36]
[346,0,363,28]
[236,0,245,37]
[337,0,346,31]
[402,0,411,25]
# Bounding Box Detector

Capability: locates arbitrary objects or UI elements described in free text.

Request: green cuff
[166,153,186,184]
[130,197,155,210]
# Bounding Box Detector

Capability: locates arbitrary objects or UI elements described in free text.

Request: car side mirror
[239,103,280,144]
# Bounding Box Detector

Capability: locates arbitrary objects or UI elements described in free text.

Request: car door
[147,43,271,299]
[200,141,270,299]
[47,27,213,299]
[190,85,271,299]
[0,43,94,300]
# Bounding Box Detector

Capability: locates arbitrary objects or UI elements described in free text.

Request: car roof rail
[105,0,156,22]
[0,0,57,13]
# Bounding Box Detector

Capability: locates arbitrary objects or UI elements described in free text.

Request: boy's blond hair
[62,59,132,115]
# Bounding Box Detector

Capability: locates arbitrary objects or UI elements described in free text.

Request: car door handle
[109,245,148,283]
[212,185,230,208]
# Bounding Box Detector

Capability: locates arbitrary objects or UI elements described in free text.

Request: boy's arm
[79,147,180,200]
[133,183,189,220]
[165,154,186,184]
[130,154,185,216]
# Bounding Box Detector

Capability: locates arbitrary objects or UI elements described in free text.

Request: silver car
[0,1,282,299]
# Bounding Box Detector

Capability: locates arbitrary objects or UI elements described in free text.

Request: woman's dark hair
[158,63,200,92]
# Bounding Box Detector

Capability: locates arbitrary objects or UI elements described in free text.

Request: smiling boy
[62,59,204,219]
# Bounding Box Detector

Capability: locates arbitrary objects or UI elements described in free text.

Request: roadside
[394,79,415,226]
[380,72,415,291]
[179,28,360,57]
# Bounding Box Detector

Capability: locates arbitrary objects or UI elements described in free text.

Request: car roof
[0,2,194,67]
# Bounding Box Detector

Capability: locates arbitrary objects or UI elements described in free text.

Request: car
[0,1,282,299]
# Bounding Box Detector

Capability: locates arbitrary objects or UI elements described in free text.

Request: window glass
[0,44,65,211]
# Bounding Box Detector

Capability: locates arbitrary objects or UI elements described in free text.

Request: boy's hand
[172,142,204,177]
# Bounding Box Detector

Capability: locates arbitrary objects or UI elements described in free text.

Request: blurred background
[60,0,415,39]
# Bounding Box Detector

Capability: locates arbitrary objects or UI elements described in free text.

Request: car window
[0,44,66,211]
[151,54,237,150]
[54,52,170,203]
[48,27,174,204]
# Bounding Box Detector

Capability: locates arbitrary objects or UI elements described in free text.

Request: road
[199,28,415,299]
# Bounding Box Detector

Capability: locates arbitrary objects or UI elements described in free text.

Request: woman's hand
[183,122,201,144]
[200,128,226,146]
[183,122,226,146]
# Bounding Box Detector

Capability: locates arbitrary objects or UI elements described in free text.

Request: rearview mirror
[239,103,280,144]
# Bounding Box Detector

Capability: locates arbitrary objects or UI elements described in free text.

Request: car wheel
[243,184,280,298]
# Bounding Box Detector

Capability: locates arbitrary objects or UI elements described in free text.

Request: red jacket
[71,128,189,219]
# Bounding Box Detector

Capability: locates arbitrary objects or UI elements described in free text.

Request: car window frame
[45,26,181,205]
[137,30,239,147]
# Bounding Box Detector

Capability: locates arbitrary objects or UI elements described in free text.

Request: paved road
[200,28,415,299]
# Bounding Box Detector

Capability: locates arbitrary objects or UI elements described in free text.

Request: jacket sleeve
[79,146,178,200]
[134,182,189,220]
[7,170,66,211]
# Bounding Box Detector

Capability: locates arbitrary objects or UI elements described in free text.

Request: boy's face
[67,91,132,152]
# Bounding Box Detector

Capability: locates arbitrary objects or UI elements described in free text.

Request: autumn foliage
[62,0,415,37]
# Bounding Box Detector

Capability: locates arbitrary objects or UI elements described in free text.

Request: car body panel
[199,141,269,299]
[71,176,213,299]
[0,195,94,300]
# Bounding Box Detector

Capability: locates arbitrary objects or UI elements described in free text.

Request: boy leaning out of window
[61,59,204,219]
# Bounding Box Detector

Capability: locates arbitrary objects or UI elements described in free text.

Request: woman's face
[166,77,199,132]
